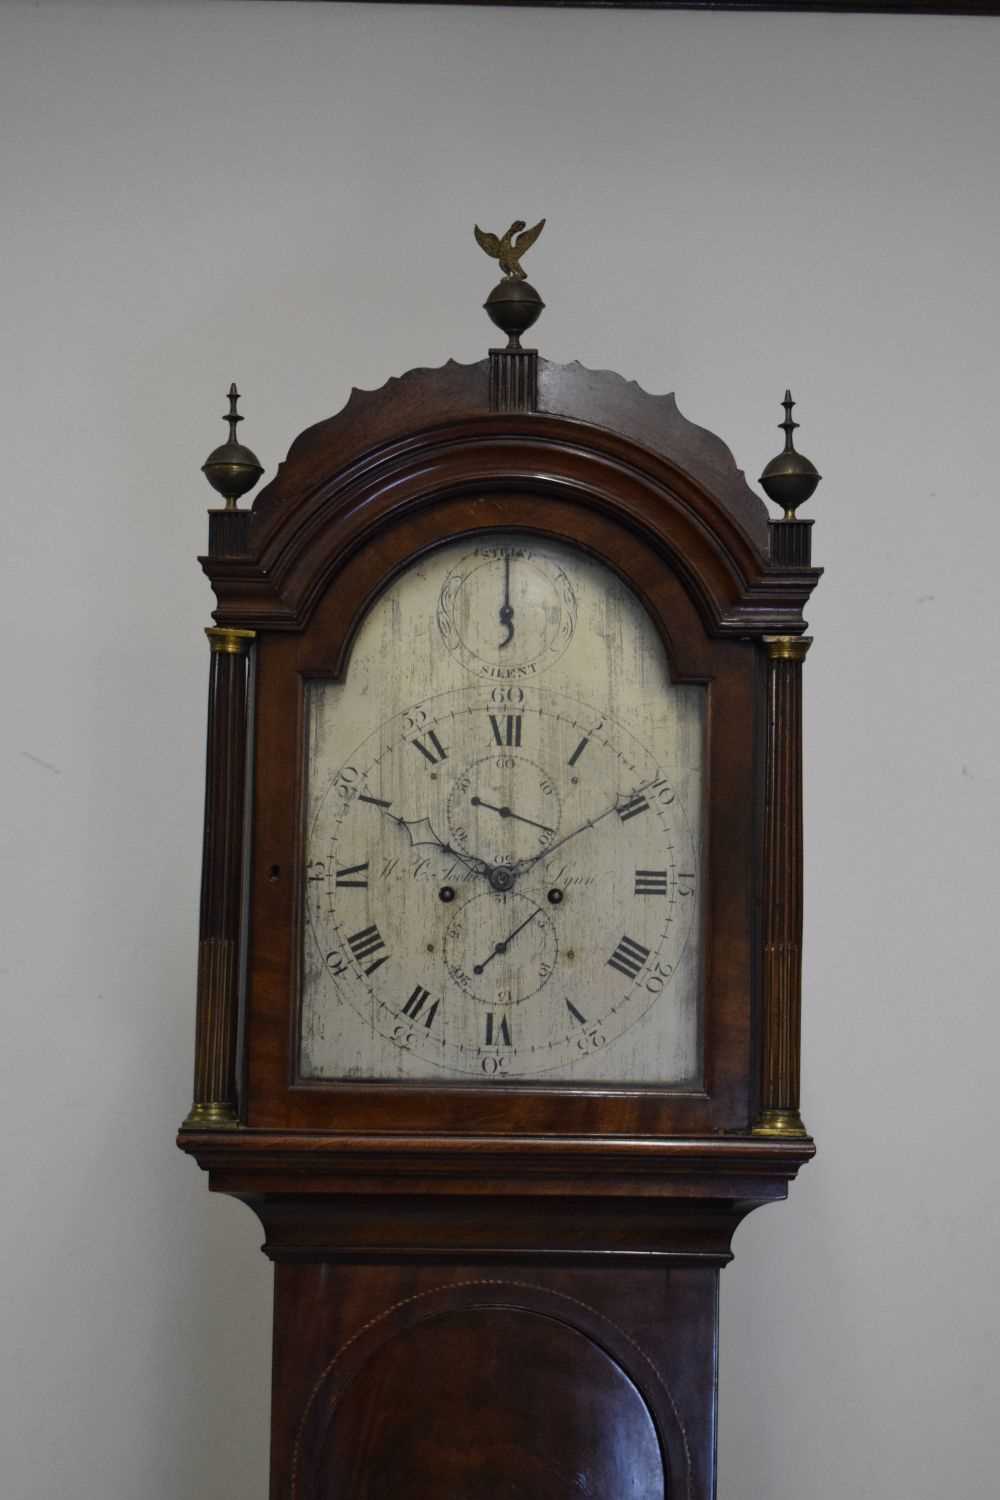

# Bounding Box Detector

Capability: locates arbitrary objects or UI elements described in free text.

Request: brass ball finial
[201,383,264,509]
[483,278,545,349]
[759,390,821,519]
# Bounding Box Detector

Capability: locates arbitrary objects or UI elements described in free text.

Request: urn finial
[201,383,264,509]
[759,390,821,519]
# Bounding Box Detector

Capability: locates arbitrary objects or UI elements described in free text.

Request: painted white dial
[300,535,705,1086]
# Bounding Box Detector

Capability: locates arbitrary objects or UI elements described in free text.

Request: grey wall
[2,3,998,1497]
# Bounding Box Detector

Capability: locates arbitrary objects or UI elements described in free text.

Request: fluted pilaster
[754,635,811,1138]
[182,627,255,1130]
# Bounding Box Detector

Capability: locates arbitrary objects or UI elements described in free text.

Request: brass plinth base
[181,1101,239,1131]
[752,1108,810,1139]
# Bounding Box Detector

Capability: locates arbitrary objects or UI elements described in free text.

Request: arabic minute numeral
[332,766,360,803]
[401,705,429,734]
[644,959,675,995]
[677,873,696,897]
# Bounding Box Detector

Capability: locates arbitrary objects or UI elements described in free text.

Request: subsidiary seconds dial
[302,684,698,1079]
[447,754,561,866]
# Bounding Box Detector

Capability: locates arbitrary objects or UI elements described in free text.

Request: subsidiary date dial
[302,684,698,1079]
[444,892,559,1011]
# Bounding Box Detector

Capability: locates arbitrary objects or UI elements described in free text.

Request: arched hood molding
[202,359,818,637]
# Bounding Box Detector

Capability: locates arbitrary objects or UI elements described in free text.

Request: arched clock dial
[300,534,705,1085]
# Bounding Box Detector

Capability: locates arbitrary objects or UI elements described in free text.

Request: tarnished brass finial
[201,383,264,510]
[474,219,545,281]
[759,390,821,520]
[475,218,546,350]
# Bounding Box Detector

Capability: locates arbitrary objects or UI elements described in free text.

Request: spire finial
[759,389,821,520]
[223,382,243,442]
[201,383,264,510]
[779,389,798,449]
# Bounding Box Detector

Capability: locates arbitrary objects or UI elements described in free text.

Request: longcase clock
[180,226,822,1499]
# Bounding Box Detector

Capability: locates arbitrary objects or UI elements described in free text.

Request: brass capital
[763,635,812,663]
[752,1108,811,1139]
[180,1101,240,1131]
[206,627,256,655]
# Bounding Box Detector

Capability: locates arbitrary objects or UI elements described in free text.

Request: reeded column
[182,626,255,1130]
[754,635,811,1138]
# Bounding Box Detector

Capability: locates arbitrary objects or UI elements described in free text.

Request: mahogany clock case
[180,347,820,1500]
[192,354,818,1144]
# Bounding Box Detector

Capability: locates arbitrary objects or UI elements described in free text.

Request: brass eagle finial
[474,218,545,281]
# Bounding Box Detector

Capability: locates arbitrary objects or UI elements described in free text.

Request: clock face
[299,533,705,1086]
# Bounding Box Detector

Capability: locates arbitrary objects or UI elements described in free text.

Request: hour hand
[393,813,490,876]
[391,813,446,850]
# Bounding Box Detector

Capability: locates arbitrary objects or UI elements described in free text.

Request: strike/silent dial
[437,542,577,681]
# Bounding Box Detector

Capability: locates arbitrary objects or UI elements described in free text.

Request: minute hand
[512,787,652,873]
